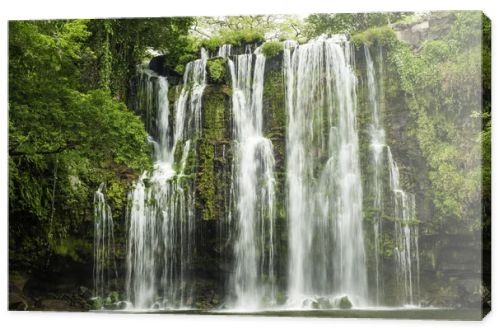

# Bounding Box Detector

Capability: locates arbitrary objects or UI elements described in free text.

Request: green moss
[174,64,185,75]
[197,140,216,221]
[53,237,92,262]
[195,86,229,221]
[168,85,182,104]
[262,66,287,233]
[261,41,283,58]
[173,139,186,173]
[263,69,286,137]
[338,296,353,309]
[202,86,228,140]
[206,58,226,83]
[182,144,198,176]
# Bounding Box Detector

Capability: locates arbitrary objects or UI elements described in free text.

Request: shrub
[422,40,450,63]
[351,26,396,47]
[200,29,266,51]
[261,41,283,58]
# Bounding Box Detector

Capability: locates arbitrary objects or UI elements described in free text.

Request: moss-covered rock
[261,41,283,58]
[196,85,232,222]
[206,57,227,84]
[338,296,353,309]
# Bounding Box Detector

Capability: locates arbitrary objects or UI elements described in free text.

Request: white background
[0,0,498,333]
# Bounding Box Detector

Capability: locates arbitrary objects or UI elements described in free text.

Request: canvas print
[8,11,491,320]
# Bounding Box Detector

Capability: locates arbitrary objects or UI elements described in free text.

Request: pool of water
[96,308,485,320]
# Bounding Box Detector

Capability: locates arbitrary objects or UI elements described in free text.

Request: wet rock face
[148,55,183,85]
[392,13,456,50]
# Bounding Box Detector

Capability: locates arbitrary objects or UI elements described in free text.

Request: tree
[83,17,194,99]
[8,20,152,270]
[304,12,409,38]
[193,15,306,52]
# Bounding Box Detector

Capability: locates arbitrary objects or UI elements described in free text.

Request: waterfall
[228,49,277,309]
[125,49,207,309]
[93,38,424,312]
[284,36,368,307]
[217,44,232,58]
[364,45,386,304]
[93,182,117,299]
[387,148,420,306]
[365,45,420,306]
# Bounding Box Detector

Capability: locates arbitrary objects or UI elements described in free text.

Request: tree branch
[9,142,79,156]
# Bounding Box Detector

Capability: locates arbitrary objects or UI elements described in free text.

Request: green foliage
[53,237,92,262]
[200,35,224,53]
[421,40,450,63]
[224,29,265,45]
[351,26,396,47]
[194,15,305,45]
[481,13,491,226]
[482,119,491,202]
[446,12,483,51]
[261,41,283,58]
[201,28,265,51]
[350,12,488,229]
[379,12,488,229]
[206,58,226,83]
[9,20,154,269]
[84,17,194,97]
[304,12,408,38]
[172,35,201,75]
[481,13,491,93]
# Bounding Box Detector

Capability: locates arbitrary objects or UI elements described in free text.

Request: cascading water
[93,182,117,299]
[94,37,422,312]
[284,36,368,307]
[364,45,420,306]
[125,49,207,310]
[387,148,420,306]
[364,45,386,304]
[228,49,277,309]
[217,44,232,58]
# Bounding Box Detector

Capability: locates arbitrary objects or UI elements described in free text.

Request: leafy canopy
[9,19,153,265]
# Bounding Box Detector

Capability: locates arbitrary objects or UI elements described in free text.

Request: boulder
[338,296,353,309]
[78,286,92,300]
[9,292,28,311]
[392,12,456,50]
[317,296,332,309]
[40,298,71,311]
[302,297,320,309]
